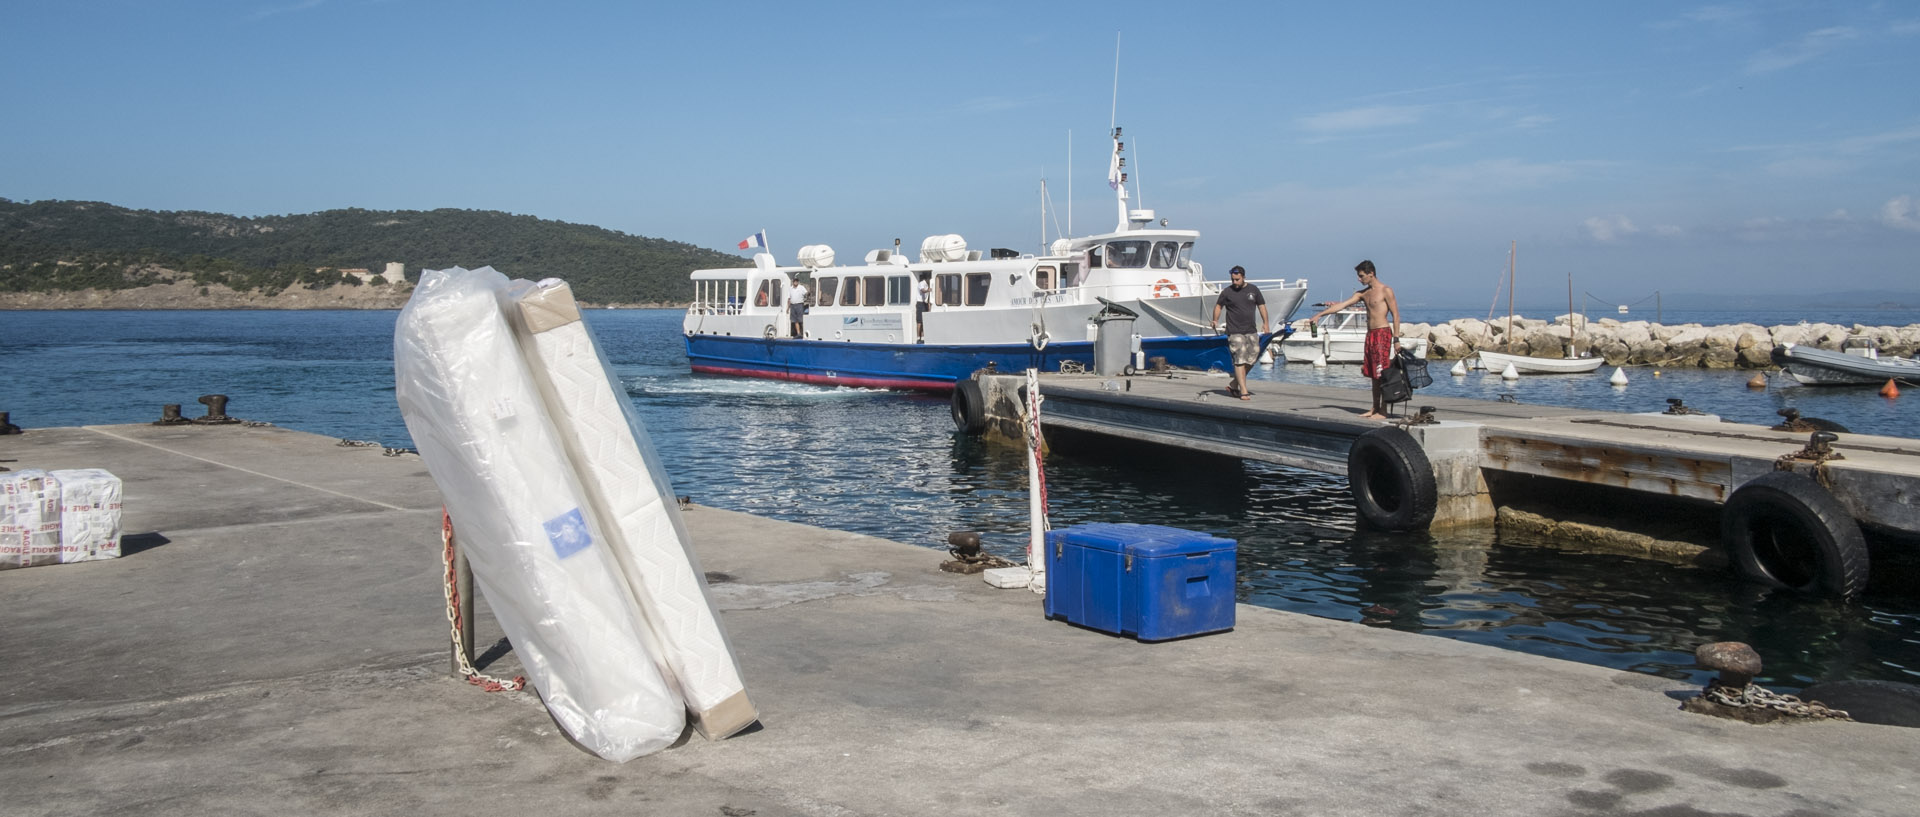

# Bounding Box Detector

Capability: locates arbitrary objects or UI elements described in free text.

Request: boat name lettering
[840,315,905,330]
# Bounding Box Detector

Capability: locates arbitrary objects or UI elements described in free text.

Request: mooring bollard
[194,394,240,424]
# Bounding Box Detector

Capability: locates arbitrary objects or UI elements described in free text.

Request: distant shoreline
[0,282,682,311]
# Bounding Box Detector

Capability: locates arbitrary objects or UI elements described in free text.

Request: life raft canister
[1153,279,1179,298]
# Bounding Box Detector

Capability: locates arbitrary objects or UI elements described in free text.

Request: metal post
[451,547,475,677]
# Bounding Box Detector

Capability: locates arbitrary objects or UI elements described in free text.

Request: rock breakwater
[1406,315,1920,368]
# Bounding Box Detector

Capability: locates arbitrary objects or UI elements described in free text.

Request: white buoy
[1450,360,1467,376]
[1610,367,1629,386]
[1311,352,1327,368]
[1259,347,1275,366]
[1500,363,1519,380]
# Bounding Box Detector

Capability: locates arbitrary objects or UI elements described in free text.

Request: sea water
[5,308,1916,688]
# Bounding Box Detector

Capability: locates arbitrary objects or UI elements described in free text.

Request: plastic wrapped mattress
[394,267,684,761]
[507,278,757,739]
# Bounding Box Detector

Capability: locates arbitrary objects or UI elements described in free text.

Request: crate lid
[1047,523,1233,557]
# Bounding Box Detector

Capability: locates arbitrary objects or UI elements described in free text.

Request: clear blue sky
[5,1,1916,308]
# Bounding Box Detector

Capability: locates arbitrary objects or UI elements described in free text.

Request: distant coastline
[0,281,680,310]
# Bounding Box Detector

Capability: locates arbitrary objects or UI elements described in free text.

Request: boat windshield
[1107,240,1150,269]
[1151,241,1178,269]
[1177,242,1193,270]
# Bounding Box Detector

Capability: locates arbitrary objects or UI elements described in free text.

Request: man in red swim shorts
[1306,260,1402,419]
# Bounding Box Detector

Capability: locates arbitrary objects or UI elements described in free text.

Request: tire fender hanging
[951,379,988,435]
[1345,426,1438,531]
[1721,470,1869,598]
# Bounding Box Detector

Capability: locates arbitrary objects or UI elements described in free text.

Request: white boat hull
[1474,349,1604,374]
[1773,344,1920,386]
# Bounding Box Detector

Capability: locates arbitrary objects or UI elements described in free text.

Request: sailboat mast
[1506,241,1516,353]
[1567,271,1575,357]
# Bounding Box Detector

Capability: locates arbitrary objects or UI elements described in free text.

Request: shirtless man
[1307,260,1401,419]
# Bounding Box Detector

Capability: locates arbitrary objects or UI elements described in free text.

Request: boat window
[1036,266,1056,290]
[964,273,991,306]
[815,277,837,306]
[756,279,780,308]
[1177,242,1193,270]
[1107,240,1149,269]
[1061,262,1084,287]
[887,276,911,305]
[863,276,886,306]
[841,278,859,306]
[1151,241,1178,269]
[936,273,962,306]
[1087,246,1103,268]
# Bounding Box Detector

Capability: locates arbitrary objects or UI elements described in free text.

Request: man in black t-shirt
[1209,265,1269,400]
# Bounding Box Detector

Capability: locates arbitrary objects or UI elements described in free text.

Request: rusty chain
[440,509,525,693]
[1702,680,1851,720]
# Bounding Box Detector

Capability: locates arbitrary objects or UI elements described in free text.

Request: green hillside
[0,199,745,303]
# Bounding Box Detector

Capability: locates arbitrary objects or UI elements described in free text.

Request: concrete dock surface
[3,424,1914,817]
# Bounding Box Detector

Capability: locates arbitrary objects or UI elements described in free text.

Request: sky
[4,1,1916,309]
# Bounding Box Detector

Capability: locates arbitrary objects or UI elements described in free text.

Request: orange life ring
[1153,279,1179,298]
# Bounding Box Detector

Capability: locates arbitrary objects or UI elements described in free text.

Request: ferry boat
[682,128,1309,391]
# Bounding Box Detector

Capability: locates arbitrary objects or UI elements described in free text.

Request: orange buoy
[1747,373,1767,389]
[1882,379,1900,398]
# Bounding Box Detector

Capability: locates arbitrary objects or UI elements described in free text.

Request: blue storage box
[1044,523,1237,641]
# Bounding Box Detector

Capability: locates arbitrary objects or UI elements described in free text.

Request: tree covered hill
[0,198,745,303]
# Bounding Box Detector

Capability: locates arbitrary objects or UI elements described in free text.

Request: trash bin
[1093,299,1138,376]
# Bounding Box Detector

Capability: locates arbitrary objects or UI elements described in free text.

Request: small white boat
[1474,349,1604,375]
[1773,341,1920,386]
[1277,304,1427,364]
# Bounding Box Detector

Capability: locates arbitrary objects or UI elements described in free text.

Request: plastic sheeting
[506,278,757,740]
[52,468,123,563]
[393,267,684,761]
[1,470,62,569]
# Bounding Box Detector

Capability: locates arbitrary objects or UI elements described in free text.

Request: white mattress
[508,278,756,740]
[393,267,684,761]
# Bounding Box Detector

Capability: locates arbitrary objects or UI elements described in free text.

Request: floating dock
[5,423,1916,815]
[966,371,1920,595]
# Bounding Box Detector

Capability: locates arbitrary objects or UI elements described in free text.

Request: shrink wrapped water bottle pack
[394,266,754,761]
[53,468,123,563]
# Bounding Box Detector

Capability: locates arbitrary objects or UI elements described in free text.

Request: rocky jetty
[1408,315,1920,369]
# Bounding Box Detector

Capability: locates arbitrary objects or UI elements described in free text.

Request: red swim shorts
[1361,327,1394,379]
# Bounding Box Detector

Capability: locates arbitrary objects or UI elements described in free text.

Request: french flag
[738,230,767,250]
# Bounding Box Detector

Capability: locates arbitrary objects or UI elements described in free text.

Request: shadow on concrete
[121,532,170,556]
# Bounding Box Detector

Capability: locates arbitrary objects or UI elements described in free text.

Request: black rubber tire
[951,379,988,435]
[1346,427,1438,531]
[1721,470,1869,598]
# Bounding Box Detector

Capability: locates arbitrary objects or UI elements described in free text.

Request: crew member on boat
[787,278,809,339]
[1210,265,1269,401]
[1307,260,1401,419]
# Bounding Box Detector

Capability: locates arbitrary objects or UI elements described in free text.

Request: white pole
[1026,367,1047,595]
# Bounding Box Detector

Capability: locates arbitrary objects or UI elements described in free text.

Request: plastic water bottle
[1309,320,1318,338]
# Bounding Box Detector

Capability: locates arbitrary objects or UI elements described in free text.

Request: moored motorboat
[1277,304,1427,364]
[1473,349,1605,375]
[682,127,1308,391]
[1772,341,1920,386]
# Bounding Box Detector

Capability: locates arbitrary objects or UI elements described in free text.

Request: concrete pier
[3,424,1916,816]
[993,372,1920,538]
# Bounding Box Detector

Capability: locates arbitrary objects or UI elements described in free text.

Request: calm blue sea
[5,308,1917,690]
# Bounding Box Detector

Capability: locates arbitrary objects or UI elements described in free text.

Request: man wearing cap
[1209,265,1268,401]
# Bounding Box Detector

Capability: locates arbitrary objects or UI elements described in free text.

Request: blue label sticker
[544,508,593,559]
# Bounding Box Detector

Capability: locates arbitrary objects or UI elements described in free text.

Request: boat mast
[1506,241,1516,354]
[1109,32,1130,233]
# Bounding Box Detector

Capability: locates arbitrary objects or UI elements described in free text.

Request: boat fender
[1152,279,1179,298]
[950,379,988,435]
[1721,470,1869,598]
[1796,680,1920,728]
[1345,427,1437,531]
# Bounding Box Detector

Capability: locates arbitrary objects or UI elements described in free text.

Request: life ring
[1153,279,1179,298]
[1721,470,1868,597]
[951,379,988,435]
[1345,427,1437,531]
[1031,330,1050,350]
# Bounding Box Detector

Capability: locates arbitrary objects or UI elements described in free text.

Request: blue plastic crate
[1044,523,1236,641]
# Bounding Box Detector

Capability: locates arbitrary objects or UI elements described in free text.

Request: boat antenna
[1067,130,1072,237]
[1110,31,1121,133]
[1134,138,1143,213]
